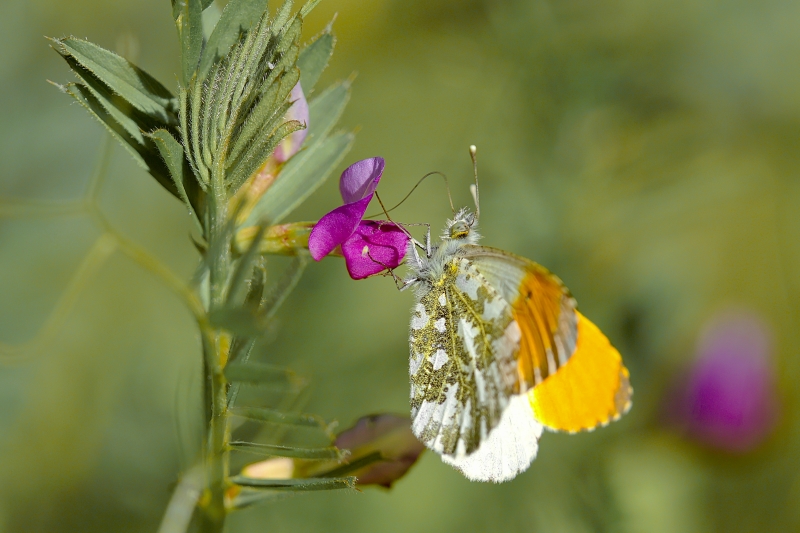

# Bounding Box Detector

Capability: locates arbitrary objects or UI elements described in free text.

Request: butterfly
[401,146,632,482]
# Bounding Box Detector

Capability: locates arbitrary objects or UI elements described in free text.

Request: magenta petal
[340,220,409,279]
[339,157,385,204]
[308,196,373,261]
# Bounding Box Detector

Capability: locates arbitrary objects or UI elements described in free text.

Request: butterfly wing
[409,257,541,481]
[462,245,633,433]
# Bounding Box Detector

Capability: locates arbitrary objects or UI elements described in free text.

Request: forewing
[462,245,632,432]
[409,258,520,457]
[461,245,578,388]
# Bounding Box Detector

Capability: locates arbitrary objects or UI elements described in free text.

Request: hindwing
[408,258,521,457]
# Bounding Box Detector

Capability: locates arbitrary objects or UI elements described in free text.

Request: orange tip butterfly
[402,146,632,482]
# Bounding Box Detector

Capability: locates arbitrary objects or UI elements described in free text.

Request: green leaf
[198,0,269,80]
[229,441,344,460]
[208,308,266,337]
[245,130,354,225]
[298,29,335,93]
[306,80,350,140]
[51,37,177,125]
[59,52,176,156]
[231,406,332,432]
[241,477,357,492]
[260,254,308,320]
[58,82,178,198]
[233,476,355,509]
[171,0,215,20]
[201,1,222,41]
[226,224,269,307]
[300,0,321,17]
[176,0,204,86]
[146,129,191,204]
[226,119,304,194]
[145,129,205,228]
[244,260,267,309]
[224,362,299,385]
[230,476,356,491]
[227,83,294,166]
[316,451,385,478]
[272,0,295,33]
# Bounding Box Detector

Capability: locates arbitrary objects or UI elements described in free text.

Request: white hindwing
[409,258,526,472]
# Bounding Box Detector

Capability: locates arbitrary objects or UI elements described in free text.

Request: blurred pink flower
[331,413,425,488]
[239,414,424,489]
[308,157,409,279]
[233,82,309,223]
[669,310,780,453]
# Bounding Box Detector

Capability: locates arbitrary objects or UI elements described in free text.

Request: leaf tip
[46,79,67,92]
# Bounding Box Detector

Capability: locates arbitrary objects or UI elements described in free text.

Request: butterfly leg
[399,222,432,258]
[365,251,418,291]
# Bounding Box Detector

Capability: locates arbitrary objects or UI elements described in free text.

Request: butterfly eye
[449,221,470,238]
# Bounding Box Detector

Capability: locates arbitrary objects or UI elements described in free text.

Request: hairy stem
[199,166,232,532]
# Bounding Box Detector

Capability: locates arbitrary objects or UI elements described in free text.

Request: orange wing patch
[528,312,632,433]
[512,268,577,388]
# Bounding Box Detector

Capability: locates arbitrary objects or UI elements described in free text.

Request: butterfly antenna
[365,171,455,218]
[469,145,480,221]
[374,191,414,239]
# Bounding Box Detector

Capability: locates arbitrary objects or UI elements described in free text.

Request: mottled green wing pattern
[409,258,521,457]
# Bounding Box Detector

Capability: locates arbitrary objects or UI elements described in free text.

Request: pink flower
[308,157,409,279]
[233,82,309,223]
[668,310,780,453]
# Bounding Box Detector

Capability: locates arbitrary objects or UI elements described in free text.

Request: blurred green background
[1,0,799,531]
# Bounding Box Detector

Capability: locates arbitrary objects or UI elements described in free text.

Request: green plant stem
[199,169,232,533]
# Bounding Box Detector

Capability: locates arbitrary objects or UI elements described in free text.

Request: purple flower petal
[340,220,409,279]
[273,82,309,163]
[668,310,780,453]
[308,196,373,261]
[339,157,385,204]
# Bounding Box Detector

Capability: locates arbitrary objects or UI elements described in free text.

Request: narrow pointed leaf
[226,224,269,307]
[61,83,178,197]
[231,406,331,431]
[55,49,171,141]
[260,254,308,318]
[316,451,385,478]
[227,119,304,194]
[245,130,354,225]
[146,129,204,228]
[52,37,177,125]
[171,0,215,20]
[176,0,204,85]
[229,441,344,460]
[300,0,321,17]
[198,0,269,79]
[306,80,350,140]
[208,308,265,337]
[298,29,334,93]
[230,476,356,491]
[245,260,267,309]
[64,83,146,165]
[146,129,191,204]
[224,362,299,385]
[272,0,295,33]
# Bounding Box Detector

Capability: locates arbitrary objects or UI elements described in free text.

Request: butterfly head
[444,207,480,244]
